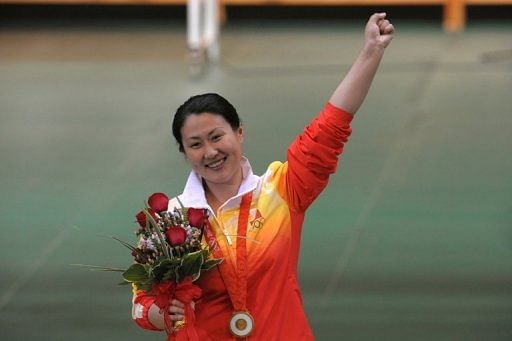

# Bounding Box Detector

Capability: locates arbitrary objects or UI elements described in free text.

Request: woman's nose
[204,143,218,159]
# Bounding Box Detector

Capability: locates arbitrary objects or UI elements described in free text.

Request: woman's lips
[205,157,227,170]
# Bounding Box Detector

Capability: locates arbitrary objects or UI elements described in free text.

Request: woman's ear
[237,125,244,143]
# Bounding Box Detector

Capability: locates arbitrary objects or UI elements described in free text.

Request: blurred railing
[1,0,511,32]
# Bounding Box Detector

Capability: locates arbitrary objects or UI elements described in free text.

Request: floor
[0,13,511,341]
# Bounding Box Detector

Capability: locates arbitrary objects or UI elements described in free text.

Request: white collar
[178,157,259,210]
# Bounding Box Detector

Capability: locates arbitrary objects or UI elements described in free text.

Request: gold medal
[229,311,254,338]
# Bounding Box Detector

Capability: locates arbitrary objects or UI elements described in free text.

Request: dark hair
[172,93,241,152]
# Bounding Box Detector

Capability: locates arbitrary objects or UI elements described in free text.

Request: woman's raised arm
[329,12,394,114]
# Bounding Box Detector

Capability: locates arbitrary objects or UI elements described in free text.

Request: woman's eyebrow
[185,127,225,141]
[208,127,225,136]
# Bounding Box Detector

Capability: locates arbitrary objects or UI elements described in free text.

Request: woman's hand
[364,12,395,50]
[148,299,196,329]
[169,299,186,321]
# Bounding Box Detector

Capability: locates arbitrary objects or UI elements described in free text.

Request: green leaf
[163,268,177,281]
[174,266,181,283]
[160,258,181,267]
[122,264,148,283]
[149,264,164,281]
[71,264,126,272]
[111,236,138,252]
[150,258,179,282]
[201,258,223,271]
[179,250,204,279]
[135,282,152,292]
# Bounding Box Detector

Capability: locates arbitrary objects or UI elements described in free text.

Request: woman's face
[181,112,244,187]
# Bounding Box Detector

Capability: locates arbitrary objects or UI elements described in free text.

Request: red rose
[148,192,169,213]
[135,211,146,228]
[165,227,187,246]
[187,208,207,229]
[135,209,159,228]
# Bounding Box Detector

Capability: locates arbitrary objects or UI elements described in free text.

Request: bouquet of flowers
[80,192,222,340]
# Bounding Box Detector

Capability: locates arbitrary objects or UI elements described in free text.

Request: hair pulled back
[172,93,241,152]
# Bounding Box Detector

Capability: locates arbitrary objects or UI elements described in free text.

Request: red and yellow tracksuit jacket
[132,102,354,340]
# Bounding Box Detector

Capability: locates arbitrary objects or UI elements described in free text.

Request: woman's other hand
[169,299,186,321]
[364,12,395,50]
[148,299,196,329]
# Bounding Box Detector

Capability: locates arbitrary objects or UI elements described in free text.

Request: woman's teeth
[207,158,225,169]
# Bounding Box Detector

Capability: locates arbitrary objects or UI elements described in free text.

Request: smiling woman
[132,12,394,341]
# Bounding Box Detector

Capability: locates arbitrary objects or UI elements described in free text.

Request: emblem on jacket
[250,209,265,230]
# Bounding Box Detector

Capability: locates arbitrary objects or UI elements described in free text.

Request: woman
[132,13,394,340]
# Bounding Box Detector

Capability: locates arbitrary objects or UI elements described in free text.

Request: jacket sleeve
[285,102,354,212]
[132,285,162,331]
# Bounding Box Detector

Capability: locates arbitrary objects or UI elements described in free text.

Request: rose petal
[165,227,187,246]
[148,192,169,213]
[187,208,207,229]
[135,211,146,228]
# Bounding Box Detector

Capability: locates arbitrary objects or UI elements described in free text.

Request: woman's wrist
[361,42,386,59]
[147,303,166,330]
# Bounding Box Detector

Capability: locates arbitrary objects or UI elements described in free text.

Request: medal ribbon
[204,192,253,313]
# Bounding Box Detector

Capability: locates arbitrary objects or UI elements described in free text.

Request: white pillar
[187,0,202,51]
[204,0,220,61]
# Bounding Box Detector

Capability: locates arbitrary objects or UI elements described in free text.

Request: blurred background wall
[1,1,511,340]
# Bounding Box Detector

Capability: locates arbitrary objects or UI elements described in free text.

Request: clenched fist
[365,12,395,49]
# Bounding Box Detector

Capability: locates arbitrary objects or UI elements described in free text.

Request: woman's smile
[205,156,227,170]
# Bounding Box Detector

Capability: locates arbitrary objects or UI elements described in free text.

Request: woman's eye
[189,143,201,149]
[211,135,221,141]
